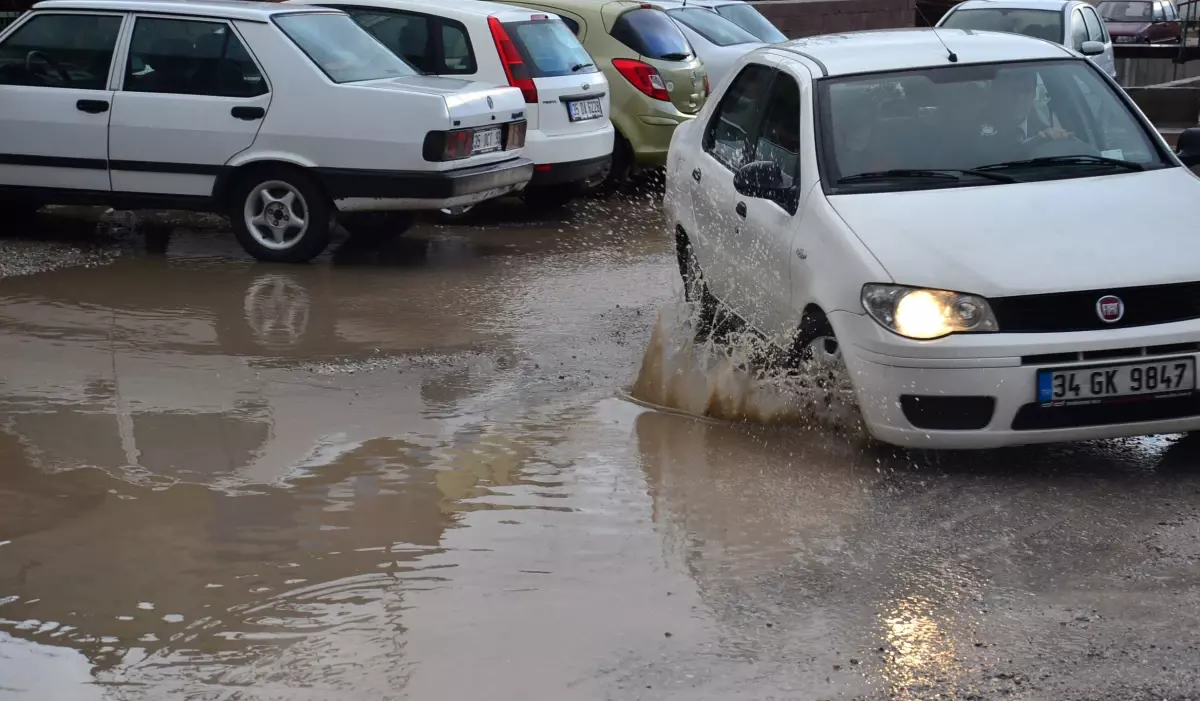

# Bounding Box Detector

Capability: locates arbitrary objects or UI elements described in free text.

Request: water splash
[630,299,863,435]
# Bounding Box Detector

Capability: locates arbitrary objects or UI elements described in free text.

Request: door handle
[231,106,265,120]
[76,99,109,114]
[735,201,747,218]
[692,168,702,183]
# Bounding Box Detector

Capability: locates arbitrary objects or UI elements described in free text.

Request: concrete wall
[752,0,916,39]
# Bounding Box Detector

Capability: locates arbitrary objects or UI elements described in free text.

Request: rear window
[610,8,693,61]
[505,18,598,77]
[715,4,787,43]
[667,7,760,47]
[940,7,1064,43]
[274,12,418,84]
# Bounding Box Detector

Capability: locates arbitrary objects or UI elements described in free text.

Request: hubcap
[244,180,309,251]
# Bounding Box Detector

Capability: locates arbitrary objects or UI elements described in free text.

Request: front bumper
[832,310,1200,449]
[318,158,534,212]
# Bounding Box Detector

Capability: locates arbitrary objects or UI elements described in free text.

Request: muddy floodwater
[1,201,1200,700]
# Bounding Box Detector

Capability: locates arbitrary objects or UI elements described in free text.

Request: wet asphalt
[0,199,1199,700]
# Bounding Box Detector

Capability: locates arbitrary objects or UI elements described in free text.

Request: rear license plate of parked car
[567,98,604,122]
[1037,357,1197,405]
[473,127,502,153]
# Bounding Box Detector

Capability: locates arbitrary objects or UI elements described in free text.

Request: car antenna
[917,5,959,63]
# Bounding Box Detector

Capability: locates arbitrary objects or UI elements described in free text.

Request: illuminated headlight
[861,284,999,339]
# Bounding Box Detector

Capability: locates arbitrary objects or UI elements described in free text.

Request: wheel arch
[213,155,324,208]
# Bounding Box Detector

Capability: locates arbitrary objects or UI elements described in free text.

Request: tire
[677,231,717,339]
[339,211,414,242]
[228,166,333,263]
[598,131,633,195]
[523,184,577,211]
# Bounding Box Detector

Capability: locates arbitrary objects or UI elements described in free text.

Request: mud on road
[1,201,1200,700]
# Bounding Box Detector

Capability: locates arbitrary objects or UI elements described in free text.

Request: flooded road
[1,201,1200,700]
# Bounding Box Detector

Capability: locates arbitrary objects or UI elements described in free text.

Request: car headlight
[861,284,999,339]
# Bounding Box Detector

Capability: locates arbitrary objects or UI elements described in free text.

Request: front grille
[900,395,995,430]
[1021,342,1200,366]
[991,282,1200,333]
[1011,394,1200,430]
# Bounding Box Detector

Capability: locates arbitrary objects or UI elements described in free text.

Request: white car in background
[676,0,788,43]
[289,0,613,210]
[0,0,532,262]
[649,1,766,88]
[667,30,1200,449]
[938,0,1118,79]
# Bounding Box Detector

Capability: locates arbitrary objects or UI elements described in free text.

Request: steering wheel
[25,50,70,85]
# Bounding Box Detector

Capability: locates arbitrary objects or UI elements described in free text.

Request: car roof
[948,0,1076,11]
[32,0,320,21]
[289,0,538,20]
[777,27,1074,77]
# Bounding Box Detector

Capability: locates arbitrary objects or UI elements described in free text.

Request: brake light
[612,58,670,102]
[488,16,537,104]
[530,13,548,20]
[505,120,527,150]
[423,128,475,161]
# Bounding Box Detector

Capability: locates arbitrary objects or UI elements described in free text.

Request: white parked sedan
[649,1,765,88]
[666,28,1200,449]
[937,0,1118,79]
[0,0,533,262]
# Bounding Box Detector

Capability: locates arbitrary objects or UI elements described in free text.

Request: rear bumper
[316,157,534,202]
[529,154,612,187]
[523,122,614,167]
[619,111,694,166]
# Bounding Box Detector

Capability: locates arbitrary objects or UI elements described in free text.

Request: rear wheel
[229,167,332,263]
[598,131,633,194]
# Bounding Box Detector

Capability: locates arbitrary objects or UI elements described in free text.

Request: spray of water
[630,297,864,436]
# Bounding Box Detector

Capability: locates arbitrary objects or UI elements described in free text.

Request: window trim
[0,9,129,92]
[1070,8,1088,50]
[748,69,803,215]
[1081,5,1108,42]
[116,13,270,97]
[703,62,778,173]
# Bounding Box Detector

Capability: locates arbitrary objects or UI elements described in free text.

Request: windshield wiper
[571,62,595,72]
[837,168,1016,184]
[976,155,1144,172]
[658,52,691,61]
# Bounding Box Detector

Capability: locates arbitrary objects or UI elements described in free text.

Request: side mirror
[1176,126,1200,167]
[733,160,785,199]
[1080,40,1106,55]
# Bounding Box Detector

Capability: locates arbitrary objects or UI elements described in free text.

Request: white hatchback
[0,0,532,262]
[289,0,613,209]
[666,29,1200,449]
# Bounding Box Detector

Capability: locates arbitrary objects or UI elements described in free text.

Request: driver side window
[703,63,774,171]
[0,13,122,90]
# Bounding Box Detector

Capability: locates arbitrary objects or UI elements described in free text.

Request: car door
[0,11,124,192]
[734,59,807,338]
[1080,4,1117,78]
[108,15,270,196]
[689,60,775,309]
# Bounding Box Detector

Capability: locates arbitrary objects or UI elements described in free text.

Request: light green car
[496,0,708,185]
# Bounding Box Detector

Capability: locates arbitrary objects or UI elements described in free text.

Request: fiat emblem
[487,96,494,108]
[582,82,590,90]
[1096,295,1124,323]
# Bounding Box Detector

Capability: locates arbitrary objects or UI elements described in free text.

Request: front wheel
[229,168,333,263]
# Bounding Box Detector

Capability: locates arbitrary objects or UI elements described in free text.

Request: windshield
[610,8,693,61]
[506,19,597,76]
[940,8,1064,43]
[715,3,787,42]
[820,59,1171,193]
[667,8,760,46]
[274,12,418,83]
[1097,1,1154,20]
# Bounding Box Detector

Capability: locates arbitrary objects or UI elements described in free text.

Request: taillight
[488,17,537,104]
[612,58,670,102]
[505,120,527,150]
[423,128,475,161]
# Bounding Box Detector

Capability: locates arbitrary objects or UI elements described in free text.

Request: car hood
[827,167,1199,298]
[1104,21,1151,35]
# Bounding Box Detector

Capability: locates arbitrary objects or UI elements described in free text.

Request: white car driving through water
[666,29,1200,449]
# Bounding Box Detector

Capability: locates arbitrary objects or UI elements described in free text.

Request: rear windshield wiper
[976,155,1144,172]
[837,168,1016,184]
[571,62,595,72]
[657,52,692,61]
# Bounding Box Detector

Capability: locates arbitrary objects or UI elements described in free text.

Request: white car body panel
[672,18,764,89]
[667,30,1200,449]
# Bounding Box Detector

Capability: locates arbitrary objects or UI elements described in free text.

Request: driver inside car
[977,68,1073,153]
